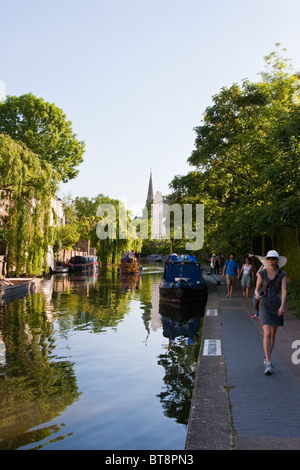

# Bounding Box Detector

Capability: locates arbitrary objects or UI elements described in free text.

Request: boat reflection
[118,273,140,292]
[156,300,206,426]
[159,301,206,348]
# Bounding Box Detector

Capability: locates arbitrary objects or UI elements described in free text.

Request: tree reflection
[51,269,132,334]
[0,268,135,449]
[157,341,200,426]
[0,293,80,450]
[0,266,205,449]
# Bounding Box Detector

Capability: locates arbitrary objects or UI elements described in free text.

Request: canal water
[0,265,206,450]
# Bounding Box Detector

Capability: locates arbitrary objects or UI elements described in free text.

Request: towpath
[186,272,300,450]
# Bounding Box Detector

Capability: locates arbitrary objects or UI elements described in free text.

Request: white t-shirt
[243,264,251,275]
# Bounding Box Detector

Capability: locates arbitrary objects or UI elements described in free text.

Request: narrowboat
[118,255,142,274]
[66,255,99,273]
[159,254,207,303]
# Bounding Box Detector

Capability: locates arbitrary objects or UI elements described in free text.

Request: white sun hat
[256,250,287,269]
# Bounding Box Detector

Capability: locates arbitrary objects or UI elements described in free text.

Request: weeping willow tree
[69,195,143,265]
[0,134,55,276]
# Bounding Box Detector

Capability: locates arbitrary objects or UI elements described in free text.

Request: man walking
[223,253,240,297]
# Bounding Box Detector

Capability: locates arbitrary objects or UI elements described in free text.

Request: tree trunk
[271,235,276,250]
[261,234,266,256]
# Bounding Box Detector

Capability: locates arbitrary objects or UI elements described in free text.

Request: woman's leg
[270,325,278,355]
[252,294,259,317]
[262,325,272,363]
[262,325,278,363]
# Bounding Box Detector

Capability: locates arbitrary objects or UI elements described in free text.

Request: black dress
[259,269,286,327]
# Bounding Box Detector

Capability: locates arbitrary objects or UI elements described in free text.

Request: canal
[0,265,206,450]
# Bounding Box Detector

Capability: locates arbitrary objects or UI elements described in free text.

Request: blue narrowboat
[159,255,207,303]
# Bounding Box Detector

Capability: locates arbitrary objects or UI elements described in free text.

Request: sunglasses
[267,257,278,260]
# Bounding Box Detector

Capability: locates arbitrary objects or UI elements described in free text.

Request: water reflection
[0,293,80,450]
[0,266,206,450]
[50,269,132,334]
[157,301,205,426]
[160,301,205,345]
[118,273,140,292]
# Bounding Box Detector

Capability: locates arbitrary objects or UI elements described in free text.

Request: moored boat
[53,262,69,273]
[0,278,41,305]
[147,254,164,262]
[66,255,99,273]
[118,254,141,274]
[159,254,207,303]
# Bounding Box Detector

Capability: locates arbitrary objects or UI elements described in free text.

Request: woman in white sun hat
[254,250,287,376]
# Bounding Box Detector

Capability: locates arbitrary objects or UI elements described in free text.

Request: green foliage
[61,194,143,265]
[0,92,85,275]
[0,134,53,276]
[54,224,80,252]
[170,46,300,266]
[0,93,85,183]
[141,239,171,256]
[287,282,300,318]
[276,227,300,281]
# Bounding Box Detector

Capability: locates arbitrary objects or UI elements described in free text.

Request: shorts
[226,274,236,286]
[241,273,251,288]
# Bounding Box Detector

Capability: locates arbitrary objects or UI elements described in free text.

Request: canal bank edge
[185,276,233,450]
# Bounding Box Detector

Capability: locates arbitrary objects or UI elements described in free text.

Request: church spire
[146,170,153,206]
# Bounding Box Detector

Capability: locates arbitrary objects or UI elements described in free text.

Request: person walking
[239,257,254,297]
[210,254,216,274]
[219,254,225,272]
[214,255,220,275]
[254,250,287,375]
[222,253,240,297]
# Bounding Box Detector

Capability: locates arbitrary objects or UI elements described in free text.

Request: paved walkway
[186,272,300,450]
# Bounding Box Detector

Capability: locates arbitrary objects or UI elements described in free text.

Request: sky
[1,0,300,215]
